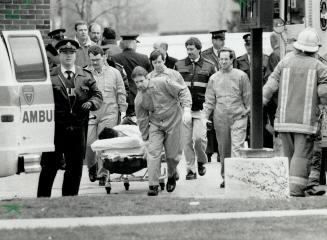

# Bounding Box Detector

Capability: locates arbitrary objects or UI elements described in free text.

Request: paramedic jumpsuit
[135,75,192,186]
[203,67,250,179]
[85,64,127,177]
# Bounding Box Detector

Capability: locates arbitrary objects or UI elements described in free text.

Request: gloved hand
[182,107,192,124]
[81,101,92,111]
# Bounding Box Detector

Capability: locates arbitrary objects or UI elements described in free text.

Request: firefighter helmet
[293,28,320,53]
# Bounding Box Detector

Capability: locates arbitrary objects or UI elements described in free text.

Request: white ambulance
[0,30,54,177]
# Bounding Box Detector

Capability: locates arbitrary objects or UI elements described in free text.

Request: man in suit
[153,41,178,69]
[112,34,151,116]
[37,39,103,197]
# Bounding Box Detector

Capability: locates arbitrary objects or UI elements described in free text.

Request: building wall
[0,0,50,40]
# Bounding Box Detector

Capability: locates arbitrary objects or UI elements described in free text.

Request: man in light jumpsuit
[203,48,250,188]
[263,28,327,197]
[85,45,127,184]
[133,65,192,196]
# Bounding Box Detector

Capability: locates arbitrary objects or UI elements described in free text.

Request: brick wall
[0,0,50,40]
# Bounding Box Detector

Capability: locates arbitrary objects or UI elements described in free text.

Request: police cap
[243,33,251,45]
[55,39,79,52]
[210,30,226,40]
[48,28,65,41]
[120,34,140,43]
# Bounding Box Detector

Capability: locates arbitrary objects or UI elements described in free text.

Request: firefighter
[263,28,327,197]
[37,39,103,197]
[133,64,192,196]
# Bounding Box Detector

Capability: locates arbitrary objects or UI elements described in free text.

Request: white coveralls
[85,65,127,177]
[203,67,250,178]
[135,73,192,186]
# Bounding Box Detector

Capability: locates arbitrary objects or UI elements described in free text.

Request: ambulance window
[8,36,46,82]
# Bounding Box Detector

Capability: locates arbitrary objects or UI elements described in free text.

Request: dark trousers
[37,125,86,197]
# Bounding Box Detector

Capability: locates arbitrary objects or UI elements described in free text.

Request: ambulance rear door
[2,30,54,154]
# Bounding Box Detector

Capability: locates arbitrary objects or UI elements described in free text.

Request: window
[8,36,46,82]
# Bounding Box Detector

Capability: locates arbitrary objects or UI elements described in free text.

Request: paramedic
[133,65,192,196]
[85,45,127,184]
[37,39,103,197]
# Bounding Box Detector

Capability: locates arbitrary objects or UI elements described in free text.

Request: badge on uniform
[67,87,75,97]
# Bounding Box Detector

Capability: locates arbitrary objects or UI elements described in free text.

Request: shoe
[98,176,108,186]
[166,173,177,193]
[88,164,97,182]
[198,162,206,176]
[186,171,197,180]
[147,185,159,196]
[220,181,225,188]
[175,171,180,181]
[305,186,326,196]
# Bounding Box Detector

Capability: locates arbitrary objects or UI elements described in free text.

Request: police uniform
[37,39,103,197]
[202,30,227,162]
[234,33,271,148]
[112,34,152,116]
[46,29,65,71]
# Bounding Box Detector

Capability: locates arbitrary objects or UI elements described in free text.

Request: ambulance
[275,0,327,58]
[0,30,54,177]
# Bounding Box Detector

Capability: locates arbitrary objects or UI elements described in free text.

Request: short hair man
[37,39,103,197]
[175,37,216,180]
[133,66,192,196]
[112,34,152,116]
[85,45,127,185]
[74,21,95,67]
[153,41,178,69]
[89,23,102,45]
[202,30,226,70]
[46,28,65,70]
[203,47,250,189]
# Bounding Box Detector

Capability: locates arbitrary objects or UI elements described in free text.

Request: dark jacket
[175,57,216,111]
[202,47,219,70]
[107,59,130,98]
[51,66,103,127]
[112,49,151,113]
[234,53,269,81]
[165,54,178,69]
[46,44,60,70]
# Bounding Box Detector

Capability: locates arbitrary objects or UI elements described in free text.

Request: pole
[250,27,263,149]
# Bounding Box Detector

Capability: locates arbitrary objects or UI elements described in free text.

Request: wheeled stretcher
[91,125,167,194]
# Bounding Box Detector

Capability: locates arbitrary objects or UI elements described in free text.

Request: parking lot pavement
[0,154,225,200]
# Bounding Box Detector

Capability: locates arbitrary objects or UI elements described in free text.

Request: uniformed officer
[112,34,152,116]
[37,39,103,197]
[46,28,65,71]
[234,33,271,148]
[202,30,227,163]
[175,37,216,180]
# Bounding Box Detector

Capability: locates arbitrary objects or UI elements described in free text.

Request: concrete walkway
[1,209,327,229]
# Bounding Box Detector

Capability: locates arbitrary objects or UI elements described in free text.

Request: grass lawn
[1,194,327,219]
[1,216,327,240]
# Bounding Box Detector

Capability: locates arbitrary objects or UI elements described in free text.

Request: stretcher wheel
[124,182,130,190]
[105,186,111,194]
[160,182,165,190]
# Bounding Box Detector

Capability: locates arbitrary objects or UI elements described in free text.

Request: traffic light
[239,0,274,31]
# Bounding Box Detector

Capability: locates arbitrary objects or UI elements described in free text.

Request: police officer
[202,30,227,163]
[112,34,151,116]
[46,28,65,71]
[37,39,103,197]
[235,33,271,148]
[175,37,216,180]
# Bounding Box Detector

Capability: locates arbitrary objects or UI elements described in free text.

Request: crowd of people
[38,20,327,197]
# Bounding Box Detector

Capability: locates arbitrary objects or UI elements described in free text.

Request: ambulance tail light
[1,114,14,122]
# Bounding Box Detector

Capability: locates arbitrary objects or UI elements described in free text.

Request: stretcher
[91,124,167,194]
